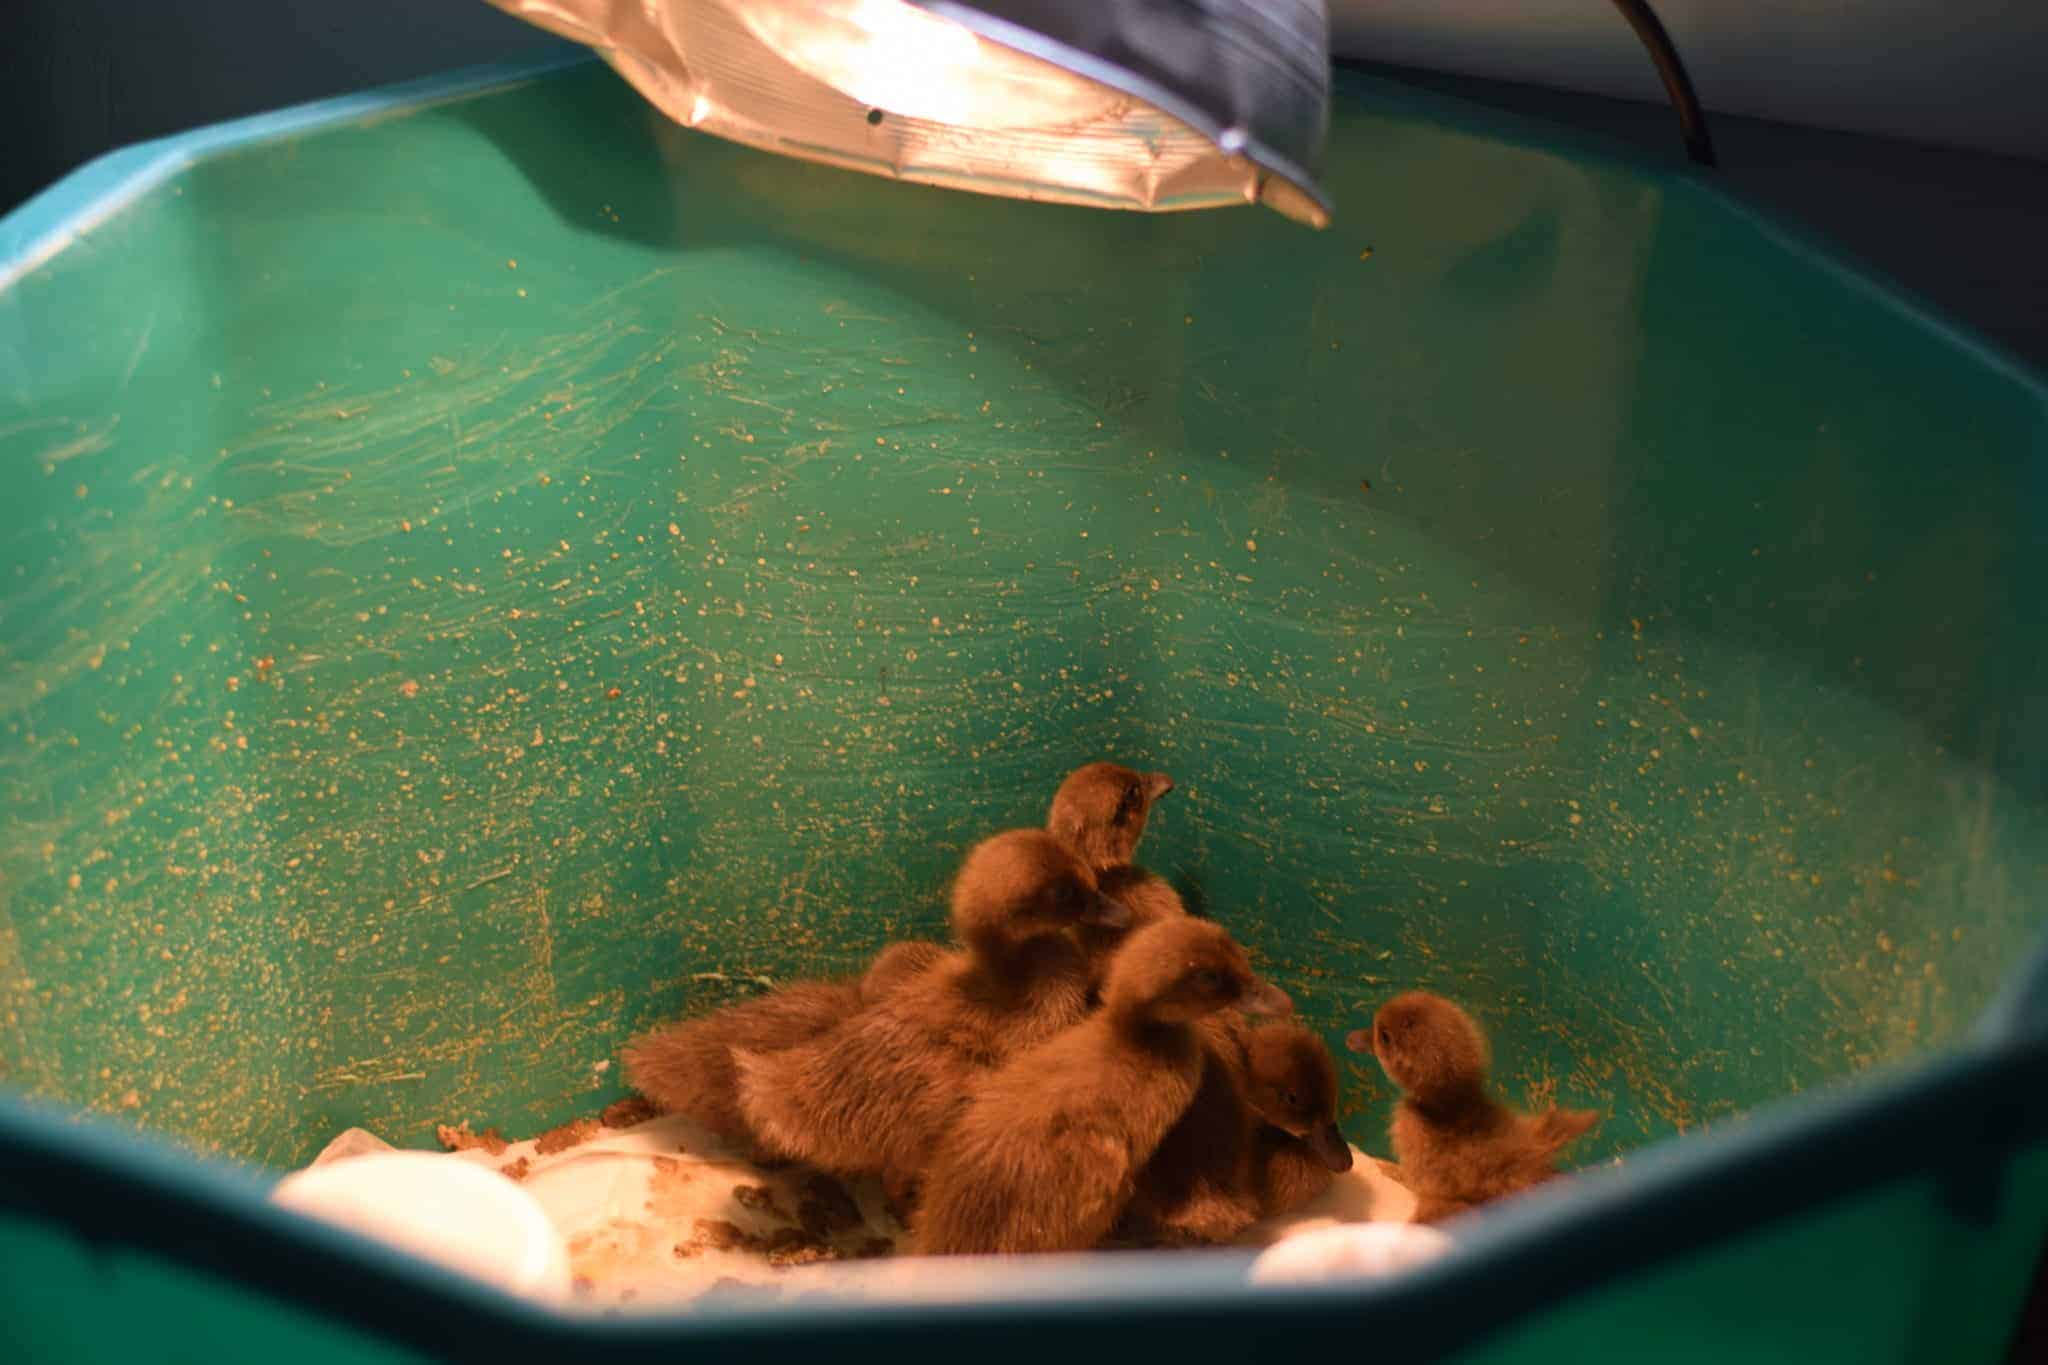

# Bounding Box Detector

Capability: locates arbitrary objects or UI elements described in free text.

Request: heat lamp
[486,0,1711,228]
[488,0,1334,225]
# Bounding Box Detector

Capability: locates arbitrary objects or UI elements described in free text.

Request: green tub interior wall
[2,62,2045,1174]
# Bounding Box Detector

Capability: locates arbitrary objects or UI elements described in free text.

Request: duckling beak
[1307,1122,1354,1172]
[1081,893,1133,930]
[1344,1028,1374,1054]
[1143,772,1176,801]
[1239,979,1293,1017]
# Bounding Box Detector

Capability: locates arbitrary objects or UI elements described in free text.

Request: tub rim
[3,965,2046,1357]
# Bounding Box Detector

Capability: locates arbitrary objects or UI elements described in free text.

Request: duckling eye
[1113,783,1141,824]
[1191,968,1227,993]
[1282,1090,1300,1107]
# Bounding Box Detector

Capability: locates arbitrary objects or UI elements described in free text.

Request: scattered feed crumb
[765,1230,840,1269]
[694,1219,763,1253]
[601,1096,661,1129]
[535,1117,601,1155]
[436,1121,508,1156]
[648,1155,700,1220]
[502,1156,532,1182]
[731,1183,791,1221]
[797,1175,862,1240]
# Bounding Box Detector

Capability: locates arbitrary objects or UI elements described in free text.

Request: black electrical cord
[1608,0,1716,166]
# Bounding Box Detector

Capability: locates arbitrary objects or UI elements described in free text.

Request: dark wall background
[1,1,566,214]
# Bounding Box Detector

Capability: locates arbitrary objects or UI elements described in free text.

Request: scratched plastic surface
[2,61,2045,1179]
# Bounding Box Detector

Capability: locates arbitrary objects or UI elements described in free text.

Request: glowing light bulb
[739,0,1114,128]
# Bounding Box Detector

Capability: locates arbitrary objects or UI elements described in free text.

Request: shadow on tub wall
[445,57,2048,806]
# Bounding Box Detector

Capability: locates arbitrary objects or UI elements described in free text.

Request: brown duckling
[627,934,950,1147]
[863,764,1182,1005]
[1047,762,1175,872]
[1053,764,1180,983]
[1081,863,1189,998]
[733,829,1130,1194]
[858,939,948,1003]
[1111,1014,1258,1246]
[620,980,859,1156]
[1120,1017,1350,1243]
[1256,1125,1352,1219]
[1096,863,1188,923]
[1349,991,1598,1223]
[1240,1020,1354,1214]
[912,917,1293,1256]
[624,767,1170,1156]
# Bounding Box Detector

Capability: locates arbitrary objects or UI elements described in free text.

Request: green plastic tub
[3,53,2045,1363]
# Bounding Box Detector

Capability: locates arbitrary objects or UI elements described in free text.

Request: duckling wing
[622,980,860,1146]
[734,986,976,1178]
[917,1112,1137,1256]
[860,941,950,1003]
[1126,1051,1259,1242]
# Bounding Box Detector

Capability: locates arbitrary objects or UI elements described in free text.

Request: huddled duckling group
[624,761,1599,1255]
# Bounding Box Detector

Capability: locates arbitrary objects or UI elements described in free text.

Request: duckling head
[1047,762,1176,871]
[950,828,1131,949]
[1243,1022,1353,1172]
[1352,991,1489,1105]
[1103,918,1292,1025]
